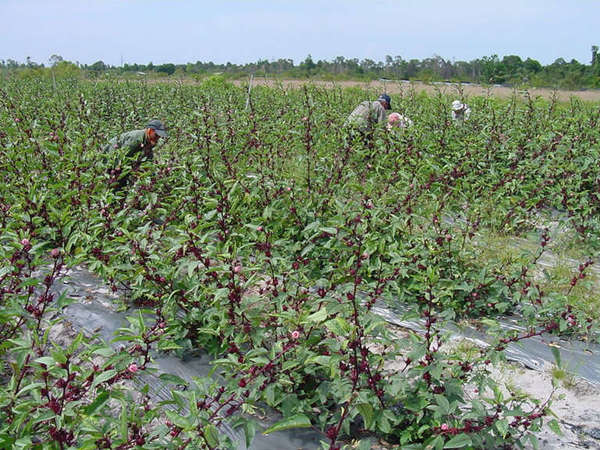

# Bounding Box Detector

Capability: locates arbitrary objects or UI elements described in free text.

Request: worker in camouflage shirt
[345,93,391,133]
[103,119,167,189]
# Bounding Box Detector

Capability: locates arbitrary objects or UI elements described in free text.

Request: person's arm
[122,133,146,159]
[373,102,387,125]
[101,134,124,168]
[104,131,144,170]
[122,132,152,171]
[102,134,120,152]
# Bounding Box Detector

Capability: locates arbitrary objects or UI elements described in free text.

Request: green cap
[147,119,167,137]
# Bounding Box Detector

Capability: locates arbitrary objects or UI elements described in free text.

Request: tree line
[3,48,600,89]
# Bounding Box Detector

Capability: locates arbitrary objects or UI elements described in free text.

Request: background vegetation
[3,46,600,89]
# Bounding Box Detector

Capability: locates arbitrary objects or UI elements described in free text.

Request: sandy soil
[232,78,600,103]
[505,363,600,449]
[367,325,600,450]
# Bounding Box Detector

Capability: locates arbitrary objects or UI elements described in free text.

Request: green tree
[89,60,108,72]
[502,55,523,81]
[156,63,176,75]
[48,54,63,67]
[591,45,600,77]
[53,61,81,78]
[523,58,542,74]
[300,55,316,71]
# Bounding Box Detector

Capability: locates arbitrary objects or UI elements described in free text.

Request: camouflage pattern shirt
[102,129,153,168]
[345,101,388,132]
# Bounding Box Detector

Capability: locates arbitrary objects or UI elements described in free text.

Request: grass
[551,365,578,390]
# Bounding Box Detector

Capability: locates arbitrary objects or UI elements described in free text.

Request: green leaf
[302,221,320,233]
[120,399,128,438]
[157,341,183,351]
[165,410,191,430]
[244,420,256,448]
[300,243,315,257]
[204,423,220,448]
[159,373,187,385]
[435,394,450,415]
[305,308,328,324]
[13,437,33,449]
[91,369,117,388]
[480,318,500,329]
[550,346,562,368]
[377,414,391,433]
[495,418,509,437]
[264,384,276,406]
[51,349,67,364]
[527,433,540,450]
[197,326,219,336]
[423,435,444,450]
[67,332,84,355]
[358,438,375,450]
[405,395,427,412]
[32,410,59,425]
[186,261,200,278]
[319,227,337,235]
[547,419,562,436]
[249,355,270,365]
[262,205,272,219]
[34,356,57,367]
[172,390,189,409]
[307,355,330,366]
[325,317,351,335]
[262,414,312,434]
[444,434,472,448]
[57,292,76,308]
[111,334,140,343]
[84,391,110,415]
[76,443,99,450]
[204,209,217,220]
[245,223,263,231]
[357,403,374,429]
[16,382,45,397]
[93,347,115,357]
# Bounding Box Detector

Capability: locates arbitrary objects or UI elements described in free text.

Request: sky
[1,0,598,68]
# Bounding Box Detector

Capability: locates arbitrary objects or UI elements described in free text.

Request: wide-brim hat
[451,100,464,111]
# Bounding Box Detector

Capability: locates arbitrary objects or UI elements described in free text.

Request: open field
[2,77,600,449]
[231,78,600,102]
[135,76,600,102]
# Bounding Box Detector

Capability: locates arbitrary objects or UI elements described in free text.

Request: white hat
[451,100,464,111]
[387,112,413,129]
[388,112,402,123]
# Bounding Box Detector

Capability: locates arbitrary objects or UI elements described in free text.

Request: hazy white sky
[1,0,598,67]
